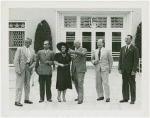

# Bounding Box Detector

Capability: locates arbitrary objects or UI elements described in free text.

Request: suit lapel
[29,47,34,62]
[100,48,105,60]
[74,47,82,60]
[122,46,126,58]
[23,46,28,58]
[42,50,46,58]
[45,50,50,60]
[96,49,99,60]
[125,44,133,56]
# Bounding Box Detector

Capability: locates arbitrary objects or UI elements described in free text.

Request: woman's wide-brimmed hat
[57,42,69,52]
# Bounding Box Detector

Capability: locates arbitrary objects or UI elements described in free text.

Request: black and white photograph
[1,1,149,117]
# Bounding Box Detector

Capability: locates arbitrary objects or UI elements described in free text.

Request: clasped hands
[59,63,68,67]
[118,70,136,75]
[94,60,111,73]
[17,66,34,75]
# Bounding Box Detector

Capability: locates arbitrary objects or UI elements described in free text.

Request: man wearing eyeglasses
[35,40,54,103]
[14,37,36,106]
[118,35,139,104]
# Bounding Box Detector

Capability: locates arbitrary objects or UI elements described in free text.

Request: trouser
[95,69,110,99]
[15,64,31,102]
[122,71,136,102]
[73,68,85,101]
[39,75,52,101]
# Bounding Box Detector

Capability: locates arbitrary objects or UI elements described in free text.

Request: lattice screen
[9,30,25,64]
[111,17,123,28]
[9,22,25,28]
[9,31,25,47]
[80,17,107,28]
[64,16,77,28]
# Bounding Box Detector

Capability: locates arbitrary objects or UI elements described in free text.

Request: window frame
[9,21,26,66]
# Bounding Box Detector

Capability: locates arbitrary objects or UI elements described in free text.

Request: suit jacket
[91,47,113,72]
[71,47,87,73]
[118,44,139,73]
[14,46,36,73]
[35,50,54,75]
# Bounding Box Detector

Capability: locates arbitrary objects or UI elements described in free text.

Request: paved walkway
[9,67,142,110]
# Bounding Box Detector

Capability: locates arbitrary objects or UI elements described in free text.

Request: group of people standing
[14,35,139,107]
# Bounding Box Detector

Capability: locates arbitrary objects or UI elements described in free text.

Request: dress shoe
[130,101,135,104]
[106,98,110,102]
[57,97,61,102]
[47,99,52,102]
[24,100,33,104]
[78,100,83,104]
[97,97,104,101]
[15,102,23,106]
[74,98,78,101]
[39,100,44,103]
[119,100,128,103]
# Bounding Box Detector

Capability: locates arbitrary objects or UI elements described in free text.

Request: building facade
[9,8,141,66]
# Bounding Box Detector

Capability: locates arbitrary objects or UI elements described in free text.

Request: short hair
[97,39,104,43]
[74,40,81,44]
[44,40,50,45]
[127,35,132,40]
[26,37,32,43]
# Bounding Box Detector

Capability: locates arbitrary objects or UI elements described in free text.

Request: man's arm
[91,50,96,65]
[118,48,122,71]
[29,49,36,69]
[132,47,139,73]
[75,48,87,56]
[14,48,21,73]
[107,50,113,71]
[45,52,55,65]
[35,51,40,70]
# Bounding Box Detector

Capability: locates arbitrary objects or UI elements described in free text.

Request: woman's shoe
[63,99,66,102]
[57,97,61,102]
[62,97,66,102]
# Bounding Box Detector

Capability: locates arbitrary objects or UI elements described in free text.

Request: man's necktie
[126,46,129,54]
[98,49,101,60]
[26,48,31,62]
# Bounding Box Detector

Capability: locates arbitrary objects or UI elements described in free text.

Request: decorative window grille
[9,21,25,64]
[9,22,25,28]
[66,32,75,50]
[111,17,123,28]
[80,17,107,28]
[9,31,25,47]
[112,32,121,61]
[82,32,92,61]
[64,16,77,28]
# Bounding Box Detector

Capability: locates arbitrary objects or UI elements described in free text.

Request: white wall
[131,8,142,44]
[9,8,141,52]
[9,8,57,52]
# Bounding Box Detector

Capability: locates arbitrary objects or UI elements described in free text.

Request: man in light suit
[118,35,139,104]
[69,40,87,104]
[35,40,54,103]
[14,37,36,106]
[91,39,113,102]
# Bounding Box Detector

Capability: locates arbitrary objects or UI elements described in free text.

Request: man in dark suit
[118,35,139,104]
[68,40,87,104]
[35,40,54,103]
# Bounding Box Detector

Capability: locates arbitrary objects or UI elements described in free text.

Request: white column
[130,11,133,35]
